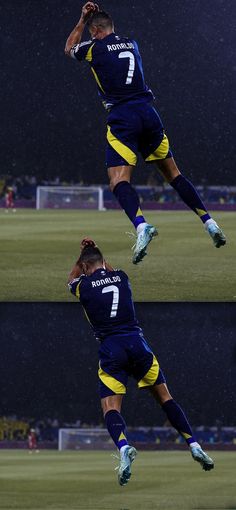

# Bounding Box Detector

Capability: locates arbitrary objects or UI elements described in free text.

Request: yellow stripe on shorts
[145,133,170,161]
[98,365,126,394]
[107,126,137,166]
[138,355,159,388]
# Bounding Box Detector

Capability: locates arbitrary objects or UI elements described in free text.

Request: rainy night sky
[1,0,236,184]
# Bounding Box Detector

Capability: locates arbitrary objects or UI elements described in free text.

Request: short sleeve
[70,40,93,61]
[68,275,86,299]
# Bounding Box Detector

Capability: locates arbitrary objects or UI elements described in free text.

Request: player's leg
[101,394,128,449]
[107,105,147,233]
[5,196,9,213]
[101,395,137,486]
[107,104,157,264]
[99,339,137,485]
[131,333,214,472]
[149,383,214,471]
[108,165,157,264]
[108,164,146,231]
[156,156,226,247]
[141,104,225,247]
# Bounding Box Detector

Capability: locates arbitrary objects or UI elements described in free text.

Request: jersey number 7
[118,51,135,85]
[102,285,120,317]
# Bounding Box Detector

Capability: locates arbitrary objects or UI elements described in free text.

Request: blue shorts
[106,102,173,168]
[98,332,166,398]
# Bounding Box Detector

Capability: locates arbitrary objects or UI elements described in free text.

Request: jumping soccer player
[68,238,214,486]
[65,2,226,264]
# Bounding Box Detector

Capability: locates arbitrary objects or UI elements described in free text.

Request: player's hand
[81,2,99,23]
[80,237,97,250]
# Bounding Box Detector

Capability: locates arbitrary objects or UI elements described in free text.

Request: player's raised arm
[67,258,83,284]
[65,2,99,56]
[68,238,114,283]
[67,238,97,283]
[67,238,89,283]
[67,263,79,282]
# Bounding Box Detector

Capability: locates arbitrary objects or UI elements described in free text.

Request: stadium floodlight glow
[36,186,105,211]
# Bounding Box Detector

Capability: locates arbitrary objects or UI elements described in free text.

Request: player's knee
[156,157,180,183]
[109,172,124,192]
[102,405,119,417]
[108,166,132,192]
[150,383,172,405]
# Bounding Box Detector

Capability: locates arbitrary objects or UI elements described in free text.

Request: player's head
[87,10,114,39]
[78,245,104,275]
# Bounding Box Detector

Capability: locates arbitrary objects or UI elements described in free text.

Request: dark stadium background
[1,0,235,185]
[0,303,235,426]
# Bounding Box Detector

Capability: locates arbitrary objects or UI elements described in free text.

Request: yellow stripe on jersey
[98,365,126,394]
[75,282,81,299]
[196,208,207,217]
[107,126,137,166]
[82,306,92,326]
[90,67,105,93]
[85,43,95,62]
[138,355,159,388]
[145,133,169,161]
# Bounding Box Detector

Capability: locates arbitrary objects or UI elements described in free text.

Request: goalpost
[58,428,111,451]
[36,186,105,211]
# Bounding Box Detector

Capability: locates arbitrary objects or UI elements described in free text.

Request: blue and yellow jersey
[69,268,141,341]
[70,33,154,110]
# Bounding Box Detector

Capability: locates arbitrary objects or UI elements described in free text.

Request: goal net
[36,186,104,210]
[58,428,112,451]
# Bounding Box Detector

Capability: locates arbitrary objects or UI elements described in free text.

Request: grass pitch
[0,209,235,301]
[0,450,235,510]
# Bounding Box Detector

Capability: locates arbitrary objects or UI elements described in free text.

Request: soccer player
[65,3,226,264]
[68,238,214,486]
[5,186,15,213]
[28,428,39,454]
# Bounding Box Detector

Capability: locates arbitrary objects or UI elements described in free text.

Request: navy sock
[170,174,211,223]
[162,399,196,445]
[105,410,128,450]
[113,181,146,229]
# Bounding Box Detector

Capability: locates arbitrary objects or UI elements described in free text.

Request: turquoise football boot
[118,446,137,486]
[191,445,214,471]
[132,224,158,264]
[205,220,226,248]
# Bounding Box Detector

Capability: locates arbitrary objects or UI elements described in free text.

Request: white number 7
[118,51,135,85]
[102,285,120,317]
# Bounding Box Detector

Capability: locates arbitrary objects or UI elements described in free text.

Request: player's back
[72,33,153,109]
[69,268,141,341]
